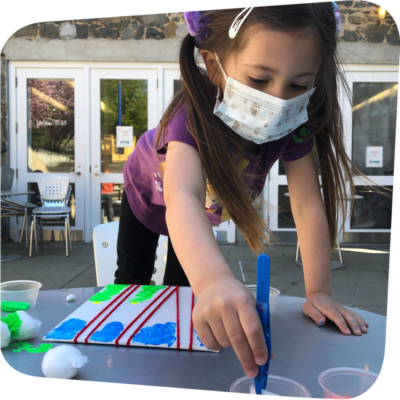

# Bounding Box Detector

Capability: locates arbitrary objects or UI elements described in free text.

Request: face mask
[212,53,316,144]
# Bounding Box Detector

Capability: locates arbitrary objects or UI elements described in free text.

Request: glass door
[90,68,158,235]
[15,68,86,241]
[342,70,397,243]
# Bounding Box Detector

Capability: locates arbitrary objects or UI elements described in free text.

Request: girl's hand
[302,292,369,335]
[192,277,270,378]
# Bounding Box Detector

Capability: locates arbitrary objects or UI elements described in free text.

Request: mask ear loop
[229,7,254,39]
[214,52,228,100]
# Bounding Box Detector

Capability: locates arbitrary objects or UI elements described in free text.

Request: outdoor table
[1,190,35,262]
[1,287,386,397]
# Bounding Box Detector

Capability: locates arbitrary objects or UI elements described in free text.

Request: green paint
[1,301,31,312]
[4,312,23,338]
[89,284,129,303]
[5,341,53,353]
[128,285,166,305]
[298,126,310,137]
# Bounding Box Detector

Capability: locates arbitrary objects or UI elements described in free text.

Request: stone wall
[338,1,399,45]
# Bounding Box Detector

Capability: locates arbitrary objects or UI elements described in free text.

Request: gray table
[1,288,386,396]
[1,190,35,262]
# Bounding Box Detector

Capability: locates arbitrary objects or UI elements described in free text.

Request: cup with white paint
[246,285,280,315]
[230,375,311,397]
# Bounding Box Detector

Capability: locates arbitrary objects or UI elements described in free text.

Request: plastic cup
[318,367,379,399]
[230,375,311,397]
[0,280,42,309]
[246,285,280,314]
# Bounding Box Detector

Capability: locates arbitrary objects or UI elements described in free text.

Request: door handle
[94,171,102,176]
[70,171,82,176]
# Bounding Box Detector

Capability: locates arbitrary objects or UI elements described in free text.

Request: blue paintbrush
[254,254,271,395]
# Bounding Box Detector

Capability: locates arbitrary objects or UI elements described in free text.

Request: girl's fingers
[302,302,327,327]
[238,305,269,366]
[206,316,232,348]
[193,319,222,351]
[340,309,368,335]
[222,311,260,378]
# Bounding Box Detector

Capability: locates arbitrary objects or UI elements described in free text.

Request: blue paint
[194,329,205,347]
[318,320,323,326]
[90,321,124,342]
[44,318,87,340]
[131,322,176,347]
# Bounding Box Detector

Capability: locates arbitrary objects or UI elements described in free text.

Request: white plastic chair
[93,221,168,286]
[30,175,72,257]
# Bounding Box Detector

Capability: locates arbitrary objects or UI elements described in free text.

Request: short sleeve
[155,103,198,154]
[281,126,314,162]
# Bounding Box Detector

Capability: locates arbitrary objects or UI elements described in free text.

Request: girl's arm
[163,140,269,377]
[284,151,368,335]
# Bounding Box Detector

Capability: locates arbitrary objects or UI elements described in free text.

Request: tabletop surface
[1,287,386,396]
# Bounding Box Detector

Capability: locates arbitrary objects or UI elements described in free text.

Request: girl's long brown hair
[155,3,382,254]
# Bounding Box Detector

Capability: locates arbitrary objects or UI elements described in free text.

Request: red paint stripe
[73,284,138,343]
[176,286,180,350]
[189,291,195,351]
[84,284,140,343]
[127,286,178,346]
[115,286,173,346]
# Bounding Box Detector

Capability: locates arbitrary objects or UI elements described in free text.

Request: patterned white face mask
[213,52,316,144]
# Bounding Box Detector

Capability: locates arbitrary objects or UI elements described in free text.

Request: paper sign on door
[116,126,133,148]
[366,146,383,168]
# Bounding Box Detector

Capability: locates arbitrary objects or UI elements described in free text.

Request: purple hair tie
[332,2,342,36]
[184,11,210,48]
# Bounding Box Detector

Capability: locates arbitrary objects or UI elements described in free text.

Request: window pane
[173,79,183,95]
[27,79,75,173]
[278,185,295,228]
[352,82,397,176]
[100,79,148,173]
[101,183,125,223]
[350,186,393,230]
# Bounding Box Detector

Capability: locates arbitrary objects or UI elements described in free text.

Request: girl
[116,3,369,378]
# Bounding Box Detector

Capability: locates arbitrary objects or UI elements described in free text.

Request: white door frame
[341,65,398,238]
[9,64,86,240]
[89,67,158,239]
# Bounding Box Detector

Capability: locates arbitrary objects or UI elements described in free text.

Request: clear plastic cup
[230,375,311,397]
[0,280,42,309]
[318,367,378,399]
[246,285,280,314]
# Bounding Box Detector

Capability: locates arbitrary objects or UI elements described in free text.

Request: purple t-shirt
[123,104,313,235]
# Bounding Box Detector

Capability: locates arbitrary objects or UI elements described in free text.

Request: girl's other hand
[302,292,369,335]
[192,277,270,378]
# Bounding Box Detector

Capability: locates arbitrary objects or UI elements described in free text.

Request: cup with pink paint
[318,367,379,399]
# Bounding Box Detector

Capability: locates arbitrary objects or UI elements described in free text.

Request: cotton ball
[250,383,278,396]
[5,310,41,341]
[66,294,76,302]
[42,345,88,379]
[1,321,11,349]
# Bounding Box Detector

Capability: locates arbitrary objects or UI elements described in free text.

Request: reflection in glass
[101,183,125,224]
[352,82,397,176]
[173,79,183,95]
[27,79,75,173]
[278,185,295,228]
[100,80,148,173]
[27,182,75,227]
[350,186,392,230]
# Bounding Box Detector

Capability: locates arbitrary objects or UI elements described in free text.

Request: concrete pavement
[1,242,390,316]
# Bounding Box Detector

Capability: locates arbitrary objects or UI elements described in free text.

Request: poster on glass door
[116,126,133,148]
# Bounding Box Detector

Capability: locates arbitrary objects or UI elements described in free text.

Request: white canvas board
[43,285,212,352]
